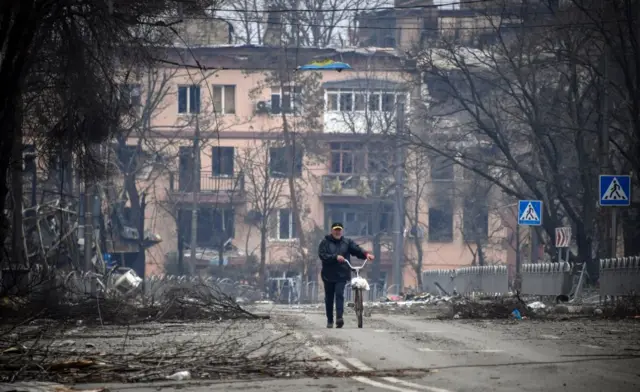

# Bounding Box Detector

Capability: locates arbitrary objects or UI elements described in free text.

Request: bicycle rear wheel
[355,289,363,328]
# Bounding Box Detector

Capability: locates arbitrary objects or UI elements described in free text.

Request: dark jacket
[318,235,368,282]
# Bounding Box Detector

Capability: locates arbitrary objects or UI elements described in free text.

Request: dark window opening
[212,146,234,176]
[269,146,303,178]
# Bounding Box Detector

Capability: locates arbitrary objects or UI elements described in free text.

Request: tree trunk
[10,96,24,268]
[414,236,423,288]
[259,225,268,290]
[279,102,307,275]
[137,193,146,280]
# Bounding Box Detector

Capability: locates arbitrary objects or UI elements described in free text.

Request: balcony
[321,174,393,200]
[169,171,245,204]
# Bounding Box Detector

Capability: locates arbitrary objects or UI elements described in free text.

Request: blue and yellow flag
[297,59,352,71]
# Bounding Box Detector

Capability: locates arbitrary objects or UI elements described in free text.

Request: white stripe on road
[540,334,560,340]
[581,344,603,349]
[352,376,421,392]
[344,357,454,392]
[374,329,443,333]
[418,348,503,353]
[311,346,426,392]
[326,345,348,355]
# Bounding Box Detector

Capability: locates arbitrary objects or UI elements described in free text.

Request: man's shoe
[327,322,334,328]
[336,318,344,328]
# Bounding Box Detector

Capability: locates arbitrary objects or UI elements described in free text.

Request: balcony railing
[321,174,391,197]
[169,171,245,194]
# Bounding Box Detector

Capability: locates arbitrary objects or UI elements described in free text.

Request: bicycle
[345,258,370,328]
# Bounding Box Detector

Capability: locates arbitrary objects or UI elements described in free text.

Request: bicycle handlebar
[344,258,368,270]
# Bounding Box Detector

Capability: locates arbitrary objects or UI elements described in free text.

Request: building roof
[149,45,416,71]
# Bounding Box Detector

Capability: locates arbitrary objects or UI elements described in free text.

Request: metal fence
[599,256,640,297]
[299,281,387,304]
[520,262,572,296]
[421,256,640,298]
[422,266,509,296]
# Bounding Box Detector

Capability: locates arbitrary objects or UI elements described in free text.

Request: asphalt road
[73,305,640,392]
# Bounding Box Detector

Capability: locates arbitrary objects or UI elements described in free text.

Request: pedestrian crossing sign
[518,200,543,226]
[599,175,631,206]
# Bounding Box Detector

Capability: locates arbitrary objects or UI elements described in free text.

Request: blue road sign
[599,175,631,207]
[518,200,543,226]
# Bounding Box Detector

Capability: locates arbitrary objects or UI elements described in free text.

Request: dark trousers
[323,280,346,322]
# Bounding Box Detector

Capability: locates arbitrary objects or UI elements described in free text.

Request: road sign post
[599,175,631,258]
[518,200,543,264]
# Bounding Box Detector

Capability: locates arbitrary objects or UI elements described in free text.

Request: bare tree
[326,68,407,286]
[236,137,287,287]
[407,0,624,281]
[0,0,222,270]
[223,0,390,46]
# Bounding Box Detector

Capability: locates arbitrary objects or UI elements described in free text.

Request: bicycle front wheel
[355,289,363,328]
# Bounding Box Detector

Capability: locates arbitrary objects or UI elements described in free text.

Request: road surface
[76,305,640,392]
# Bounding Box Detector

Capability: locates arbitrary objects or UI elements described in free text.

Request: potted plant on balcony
[330,177,342,194]
[356,177,371,197]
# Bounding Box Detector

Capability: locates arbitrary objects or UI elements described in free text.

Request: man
[318,222,375,328]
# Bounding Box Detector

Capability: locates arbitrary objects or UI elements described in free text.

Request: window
[354,93,366,111]
[339,92,353,112]
[430,155,454,181]
[326,89,405,112]
[368,93,380,111]
[212,85,236,114]
[367,143,391,173]
[119,84,142,107]
[178,85,201,114]
[271,86,302,114]
[329,142,365,174]
[116,144,155,179]
[381,93,395,112]
[179,208,235,248]
[269,146,303,178]
[463,198,489,242]
[276,208,297,240]
[212,146,234,176]
[428,201,454,243]
[325,203,393,236]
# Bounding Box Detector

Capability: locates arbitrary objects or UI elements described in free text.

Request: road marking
[374,329,443,333]
[326,345,348,355]
[418,348,503,353]
[581,344,603,349]
[344,357,453,392]
[540,334,560,340]
[310,346,350,371]
[352,376,421,392]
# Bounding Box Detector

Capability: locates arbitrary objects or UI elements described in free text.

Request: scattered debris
[166,370,191,381]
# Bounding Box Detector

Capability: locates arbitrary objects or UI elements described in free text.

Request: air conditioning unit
[255,100,271,114]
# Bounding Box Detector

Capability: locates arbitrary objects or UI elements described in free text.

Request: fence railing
[422,266,509,296]
[599,256,640,297]
[169,171,245,193]
[421,256,640,298]
[520,262,572,296]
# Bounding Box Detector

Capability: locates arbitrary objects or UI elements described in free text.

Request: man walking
[318,222,374,328]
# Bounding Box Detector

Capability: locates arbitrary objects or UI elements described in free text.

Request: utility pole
[189,118,200,272]
[392,101,406,295]
[600,47,615,257]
